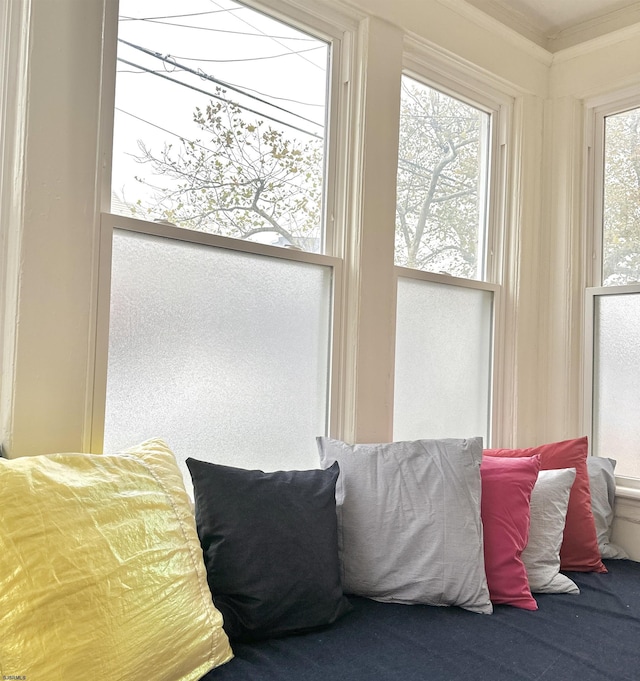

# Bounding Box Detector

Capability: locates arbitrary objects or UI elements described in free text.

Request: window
[112,0,330,253]
[602,107,640,286]
[394,76,491,280]
[587,97,640,480]
[96,0,346,476]
[94,1,512,475]
[393,73,502,445]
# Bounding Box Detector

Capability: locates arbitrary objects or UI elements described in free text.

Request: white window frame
[0,0,30,448]
[91,0,357,453]
[101,0,352,257]
[395,72,493,282]
[394,42,512,447]
[584,86,640,493]
[402,43,511,288]
[585,87,640,288]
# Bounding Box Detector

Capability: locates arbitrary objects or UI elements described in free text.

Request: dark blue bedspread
[202,559,640,681]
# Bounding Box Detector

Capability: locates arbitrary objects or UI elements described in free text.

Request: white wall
[1,0,106,456]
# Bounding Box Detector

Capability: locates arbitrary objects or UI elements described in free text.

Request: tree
[395,80,487,278]
[129,88,324,251]
[603,109,640,285]
[128,82,488,274]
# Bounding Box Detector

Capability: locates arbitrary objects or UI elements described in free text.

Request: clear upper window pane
[593,291,640,478]
[112,0,329,253]
[104,229,333,485]
[603,108,640,285]
[395,76,491,280]
[393,277,493,443]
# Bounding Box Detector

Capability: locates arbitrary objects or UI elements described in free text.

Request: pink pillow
[485,437,606,573]
[480,454,540,610]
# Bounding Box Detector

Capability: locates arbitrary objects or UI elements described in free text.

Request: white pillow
[522,468,579,594]
[317,436,492,614]
[587,456,628,559]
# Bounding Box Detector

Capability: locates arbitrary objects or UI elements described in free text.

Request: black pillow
[186,458,351,641]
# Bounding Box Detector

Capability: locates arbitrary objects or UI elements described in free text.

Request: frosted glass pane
[104,230,332,485]
[394,277,493,443]
[593,293,640,478]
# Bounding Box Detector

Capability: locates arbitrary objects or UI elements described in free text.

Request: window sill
[615,485,640,502]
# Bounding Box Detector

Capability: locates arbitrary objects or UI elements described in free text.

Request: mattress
[203,559,640,681]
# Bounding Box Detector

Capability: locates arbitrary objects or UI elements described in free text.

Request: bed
[2,437,637,681]
[206,559,640,681]
[191,438,639,681]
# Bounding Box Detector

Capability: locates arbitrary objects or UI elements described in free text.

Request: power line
[226,80,323,109]
[117,56,323,139]
[119,8,245,21]
[168,45,324,63]
[118,39,324,130]
[208,0,324,71]
[116,106,213,153]
[117,65,324,109]
[124,16,316,40]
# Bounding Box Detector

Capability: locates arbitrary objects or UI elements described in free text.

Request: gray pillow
[587,457,628,559]
[522,468,579,594]
[317,436,492,614]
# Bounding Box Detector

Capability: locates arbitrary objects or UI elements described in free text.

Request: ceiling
[463,0,640,51]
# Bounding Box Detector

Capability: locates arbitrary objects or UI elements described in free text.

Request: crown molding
[549,2,640,52]
[552,19,640,63]
[437,0,553,65]
[403,31,521,100]
[447,0,640,55]
[463,0,549,48]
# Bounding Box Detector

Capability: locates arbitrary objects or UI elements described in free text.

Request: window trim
[92,0,358,452]
[0,0,30,444]
[403,37,513,289]
[585,87,640,487]
[396,67,509,288]
[101,0,354,259]
[396,42,513,447]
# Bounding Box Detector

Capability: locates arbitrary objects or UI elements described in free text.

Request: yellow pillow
[0,438,232,681]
